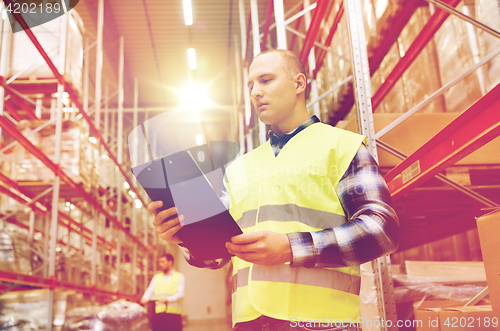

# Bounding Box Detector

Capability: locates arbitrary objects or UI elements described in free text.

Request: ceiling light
[187,48,196,70]
[180,84,209,109]
[183,0,193,25]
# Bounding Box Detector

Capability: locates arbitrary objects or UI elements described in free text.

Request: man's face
[247,52,298,130]
[158,257,172,273]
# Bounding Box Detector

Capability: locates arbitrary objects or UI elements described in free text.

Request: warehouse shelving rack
[0,1,157,329]
[234,0,500,330]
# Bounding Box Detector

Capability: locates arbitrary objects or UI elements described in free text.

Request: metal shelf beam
[0,269,138,301]
[299,0,329,64]
[313,1,344,78]
[384,83,500,201]
[3,0,149,216]
[0,115,148,251]
[0,173,113,251]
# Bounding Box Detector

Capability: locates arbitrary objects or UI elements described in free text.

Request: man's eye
[263,79,271,83]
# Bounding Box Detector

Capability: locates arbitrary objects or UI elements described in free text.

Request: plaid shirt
[181,116,399,269]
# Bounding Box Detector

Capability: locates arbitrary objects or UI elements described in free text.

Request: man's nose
[250,85,262,99]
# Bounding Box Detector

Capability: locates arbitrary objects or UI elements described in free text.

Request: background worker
[141,253,184,331]
[149,49,399,331]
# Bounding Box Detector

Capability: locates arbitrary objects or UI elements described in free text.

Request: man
[141,253,184,331]
[149,49,398,331]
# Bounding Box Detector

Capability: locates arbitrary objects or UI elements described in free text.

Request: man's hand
[226,231,293,266]
[148,201,184,244]
[157,297,169,304]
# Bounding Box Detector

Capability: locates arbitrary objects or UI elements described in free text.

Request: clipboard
[132,125,242,261]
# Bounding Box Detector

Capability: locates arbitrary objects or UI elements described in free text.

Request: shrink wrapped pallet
[0,229,16,272]
[359,261,490,331]
[0,224,43,274]
[0,315,38,330]
[9,9,84,93]
[0,222,68,276]
[62,299,151,331]
[0,289,79,330]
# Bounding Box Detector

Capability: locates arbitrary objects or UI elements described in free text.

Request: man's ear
[294,73,307,95]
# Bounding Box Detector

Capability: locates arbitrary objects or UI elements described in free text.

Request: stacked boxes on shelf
[7,119,98,188]
[314,0,500,120]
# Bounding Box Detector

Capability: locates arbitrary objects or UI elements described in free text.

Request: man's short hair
[159,253,174,263]
[255,49,310,98]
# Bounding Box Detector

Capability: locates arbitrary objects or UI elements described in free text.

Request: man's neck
[271,109,310,137]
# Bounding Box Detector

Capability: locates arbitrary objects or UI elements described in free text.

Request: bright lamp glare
[183,0,193,25]
[195,133,203,146]
[181,85,209,109]
[187,48,196,70]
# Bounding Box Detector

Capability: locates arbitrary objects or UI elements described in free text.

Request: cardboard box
[405,260,487,283]
[414,301,466,331]
[476,210,500,314]
[342,113,500,167]
[439,305,498,330]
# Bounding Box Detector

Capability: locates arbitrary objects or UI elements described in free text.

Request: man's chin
[257,112,274,125]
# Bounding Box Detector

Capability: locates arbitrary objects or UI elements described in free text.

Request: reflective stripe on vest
[236,205,346,230]
[225,124,366,326]
[232,267,250,294]
[232,265,360,295]
[154,271,183,314]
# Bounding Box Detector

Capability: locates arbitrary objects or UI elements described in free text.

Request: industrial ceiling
[76,0,296,110]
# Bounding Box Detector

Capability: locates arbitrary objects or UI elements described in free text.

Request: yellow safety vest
[224,123,366,326]
[153,271,183,314]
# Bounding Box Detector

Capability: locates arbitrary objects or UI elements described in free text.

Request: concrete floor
[184,318,233,331]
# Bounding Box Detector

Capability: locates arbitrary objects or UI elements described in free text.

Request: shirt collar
[269,115,320,147]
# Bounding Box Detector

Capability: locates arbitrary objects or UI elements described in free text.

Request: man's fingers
[226,241,259,253]
[155,215,182,234]
[147,201,163,214]
[147,202,184,244]
[153,207,179,227]
[230,232,260,244]
[159,223,183,242]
